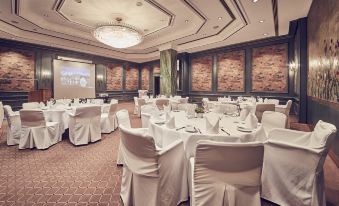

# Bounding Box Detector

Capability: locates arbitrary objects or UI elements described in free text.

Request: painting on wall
[0,47,35,91]
[251,44,288,93]
[106,63,123,91]
[308,0,338,103]
[191,55,213,91]
[125,65,139,91]
[141,66,150,90]
[217,50,245,92]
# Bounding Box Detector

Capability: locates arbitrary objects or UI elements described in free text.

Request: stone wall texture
[252,44,288,92]
[106,63,123,91]
[191,55,213,91]
[141,66,150,90]
[217,50,245,92]
[125,65,139,90]
[0,46,35,91]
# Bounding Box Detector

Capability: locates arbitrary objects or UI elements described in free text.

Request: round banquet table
[148,111,267,149]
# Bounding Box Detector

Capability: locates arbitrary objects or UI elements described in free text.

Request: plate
[237,126,253,132]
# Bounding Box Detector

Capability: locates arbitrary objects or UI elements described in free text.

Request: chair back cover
[3,105,16,128]
[261,111,286,135]
[108,103,118,116]
[22,102,40,109]
[155,99,169,110]
[285,100,292,115]
[74,106,101,119]
[0,102,4,128]
[116,109,131,128]
[310,120,337,149]
[110,98,118,104]
[193,140,264,206]
[255,103,275,122]
[119,125,158,177]
[20,110,46,127]
[179,97,188,104]
[264,98,279,105]
[141,105,159,116]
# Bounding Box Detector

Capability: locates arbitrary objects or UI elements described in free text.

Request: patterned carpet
[0,102,337,206]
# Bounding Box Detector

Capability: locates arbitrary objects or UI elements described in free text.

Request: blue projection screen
[53,59,96,99]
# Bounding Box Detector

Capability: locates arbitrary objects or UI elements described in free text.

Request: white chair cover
[101,103,118,133]
[255,103,275,122]
[275,100,292,128]
[261,120,337,206]
[264,98,279,105]
[178,97,189,104]
[261,111,286,136]
[110,98,118,104]
[3,105,21,145]
[0,102,4,129]
[44,109,68,138]
[137,98,146,117]
[116,109,132,165]
[140,105,159,128]
[68,106,101,145]
[22,102,40,109]
[133,97,139,115]
[155,99,169,110]
[19,109,60,149]
[119,125,188,206]
[191,140,264,206]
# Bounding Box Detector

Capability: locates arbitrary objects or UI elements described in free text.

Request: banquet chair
[119,125,188,206]
[179,97,189,104]
[22,102,40,109]
[116,109,132,165]
[190,140,264,206]
[0,102,4,129]
[155,99,169,110]
[137,98,146,117]
[261,111,287,136]
[101,103,118,133]
[68,106,101,146]
[140,105,159,128]
[44,109,68,138]
[261,120,337,206]
[3,105,21,145]
[133,97,139,115]
[275,100,292,128]
[255,103,275,122]
[19,109,60,150]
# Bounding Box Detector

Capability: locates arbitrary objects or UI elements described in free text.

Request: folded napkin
[205,116,219,134]
[165,115,176,129]
[164,105,171,112]
[239,108,249,121]
[244,113,258,129]
[165,111,171,121]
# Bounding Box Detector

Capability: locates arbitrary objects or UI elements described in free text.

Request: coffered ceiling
[0,0,313,62]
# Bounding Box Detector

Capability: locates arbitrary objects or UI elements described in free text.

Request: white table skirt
[148,111,267,149]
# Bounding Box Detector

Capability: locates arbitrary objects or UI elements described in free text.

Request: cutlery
[176,126,185,131]
[197,128,202,134]
[221,128,230,135]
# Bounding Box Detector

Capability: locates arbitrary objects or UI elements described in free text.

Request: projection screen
[53,59,96,99]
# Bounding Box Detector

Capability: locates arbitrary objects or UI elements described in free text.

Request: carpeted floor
[0,102,337,206]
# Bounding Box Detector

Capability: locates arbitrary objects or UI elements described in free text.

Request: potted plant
[195,107,205,118]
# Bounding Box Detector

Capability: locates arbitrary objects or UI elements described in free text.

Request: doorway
[153,76,160,97]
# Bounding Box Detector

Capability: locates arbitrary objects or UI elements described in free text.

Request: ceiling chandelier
[93,18,143,49]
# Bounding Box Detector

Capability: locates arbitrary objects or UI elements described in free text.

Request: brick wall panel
[141,66,150,90]
[106,63,123,91]
[126,66,139,90]
[191,55,213,91]
[217,50,245,92]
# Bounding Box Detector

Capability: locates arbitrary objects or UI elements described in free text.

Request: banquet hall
[0,0,338,205]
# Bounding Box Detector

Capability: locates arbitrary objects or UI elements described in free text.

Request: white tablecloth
[148,111,267,148]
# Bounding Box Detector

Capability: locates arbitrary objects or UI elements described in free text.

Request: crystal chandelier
[93,18,143,48]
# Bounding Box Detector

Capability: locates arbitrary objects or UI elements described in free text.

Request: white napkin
[205,116,219,134]
[164,105,171,112]
[165,111,171,121]
[165,115,176,129]
[239,108,249,121]
[244,113,258,129]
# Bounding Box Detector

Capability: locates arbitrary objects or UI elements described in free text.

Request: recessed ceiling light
[213,26,219,29]
[185,20,189,23]
[263,33,268,36]
[259,20,264,23]
[11,20,19,24]
[253,0,259,2]
[218,17,222,20]
[75,0,82,3]
[136,1,143,6]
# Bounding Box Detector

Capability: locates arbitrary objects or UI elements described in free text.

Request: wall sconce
[289,61,297,73]
[97,74,104,80]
